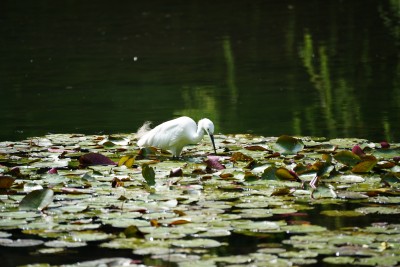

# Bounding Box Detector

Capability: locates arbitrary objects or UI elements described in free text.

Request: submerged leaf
[19,189,54,211]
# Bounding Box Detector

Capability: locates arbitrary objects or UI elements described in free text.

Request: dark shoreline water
[1,0,399,143]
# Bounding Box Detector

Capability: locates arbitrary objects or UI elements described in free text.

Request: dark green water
[1,0,399,142]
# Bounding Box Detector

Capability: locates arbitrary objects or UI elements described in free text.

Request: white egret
[137,116,217,157]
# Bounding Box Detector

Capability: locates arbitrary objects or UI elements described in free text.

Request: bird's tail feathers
[136,121,152,139]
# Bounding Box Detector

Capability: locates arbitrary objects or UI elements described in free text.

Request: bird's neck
[193,125,205,143]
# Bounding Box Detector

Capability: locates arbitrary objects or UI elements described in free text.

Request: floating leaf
[205,156,225,170]
[334,174,365,183]
[323,256,355,265]
[171,238,222,248]
[334,150,361,166]
[380,173,400,186]
[19,189,54,211]
[355,206,400,215]
[308,161,334,177]
[261,166,279,180]
[169,218,191,226]
[271,187,292,196]
[0,175,15,189]
[124,225,145,239]
[231,152,254,162]
[45,240,87,248]
[79,153,116,167]
[142,164,155,186]
[352,145,366,157]
[169,167,183,177]
[137,147,157,158]
[117,155,135,168]
[275,168,300,181]
[244,145,268,151]
[275,135,304,154]
[311,185,337,199]
[282,224,327,233]
[351,155,378,173]
[320,210,363,217]
[0,239,44,247]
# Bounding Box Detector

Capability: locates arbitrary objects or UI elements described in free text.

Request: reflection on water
[0,0,399,142]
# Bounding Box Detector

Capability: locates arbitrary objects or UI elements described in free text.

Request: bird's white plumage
[137,116,216,157]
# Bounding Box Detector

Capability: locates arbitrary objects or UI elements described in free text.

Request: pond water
[1,0,399,143]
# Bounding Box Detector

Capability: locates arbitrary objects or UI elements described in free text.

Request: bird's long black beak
[209,134,217,154]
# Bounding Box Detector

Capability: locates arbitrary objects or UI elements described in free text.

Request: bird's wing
[138,119,185,150]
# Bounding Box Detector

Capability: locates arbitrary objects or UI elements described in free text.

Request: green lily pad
[171,238,222,248]
[355,206,400,215]
[44,240,87,248]
[334,150,361,166]
[281,224,327,233]
[323,256,355,265]
[133,246,170,255]
[0,238,44,247]
[320,210,364,217]
[357,256,399,266]
[142,164,156,186]
[351,156,378,173]
[232,220,283,232]
[19,189,54,211]
[69,231,114,242]
[274,135,304,154]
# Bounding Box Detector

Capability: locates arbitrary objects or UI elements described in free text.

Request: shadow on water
[0,0,399,142]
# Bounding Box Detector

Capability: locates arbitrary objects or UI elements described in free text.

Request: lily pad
[142,164,155,186]
[320,210,364,217]
[351,156,378,173]
[323,256,355,264]
[355,206,400,215]
[19,188,54,211]
[274,135,304,154]
[79,152,116,166]
[334,150,361,166]
[0,239,44,247]
[171,238,222,248]
[0,175,15,189]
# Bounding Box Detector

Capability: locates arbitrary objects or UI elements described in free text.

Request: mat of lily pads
[0,133,400,267]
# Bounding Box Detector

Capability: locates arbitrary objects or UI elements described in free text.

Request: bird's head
[199,118,214,135]
[199,118,217,154]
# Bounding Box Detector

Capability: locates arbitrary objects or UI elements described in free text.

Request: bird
[136,116,217,157]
